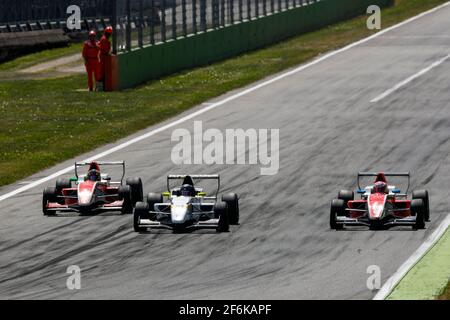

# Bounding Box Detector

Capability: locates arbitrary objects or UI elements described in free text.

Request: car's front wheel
[330,199,345,230]
[43,187,57,216]
[134,202,149,232]
[215,202,229,232]
[412,190,430,222]
[222,193,239,225]
[411,199,425,230]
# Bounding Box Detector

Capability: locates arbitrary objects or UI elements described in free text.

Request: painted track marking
[371,53,450,103]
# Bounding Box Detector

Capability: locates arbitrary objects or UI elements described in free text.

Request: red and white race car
[330,172,430,230]
[42,161,143,215]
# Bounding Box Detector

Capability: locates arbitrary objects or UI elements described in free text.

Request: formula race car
[330,172,430,230]
[133,174,239,232]
[42,161,143,215]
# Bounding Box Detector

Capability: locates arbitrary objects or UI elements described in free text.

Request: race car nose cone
[171,205,188,223]
[371,203,384,219]
[78,189,93,205]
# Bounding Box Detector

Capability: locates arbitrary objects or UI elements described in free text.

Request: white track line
[371,53,450,103]
[1,1,450,203]
[373,214,450,300]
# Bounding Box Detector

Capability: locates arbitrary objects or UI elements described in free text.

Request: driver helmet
[180,184,195,197]
[87,169,100,181]
[373,181,388,194]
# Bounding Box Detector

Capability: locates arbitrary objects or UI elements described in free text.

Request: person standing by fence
[97,26,113,91]
[82,30,100,92]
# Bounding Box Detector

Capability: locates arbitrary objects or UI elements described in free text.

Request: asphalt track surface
[1,4,450,299]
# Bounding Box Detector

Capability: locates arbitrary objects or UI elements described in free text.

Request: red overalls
[98,35,111,83]
[82,40,100,91]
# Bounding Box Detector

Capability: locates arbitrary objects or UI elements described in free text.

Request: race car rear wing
[167,174,220,196]
[75,161,125,184]
[357,172,410,193]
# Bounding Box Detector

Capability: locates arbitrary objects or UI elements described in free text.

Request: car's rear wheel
[43,187,57,216]
[56,178,71,192]
[119,185,133,214]
[330,199,345,230]
[411,199,425,229]
[215,202,229,232]
[413,190,430,222]
[222,193,239,225]
[126,177,143,205]
[338,190,354,205]
[134,202,149,232]
[55,178,71,204]
[147,193,163,219]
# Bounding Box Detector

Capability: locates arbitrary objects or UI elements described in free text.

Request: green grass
[0,43,81,72]
[0,0,448,186]
[387,227,450,300]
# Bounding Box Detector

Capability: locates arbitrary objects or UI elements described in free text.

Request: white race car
[133,174,239,232]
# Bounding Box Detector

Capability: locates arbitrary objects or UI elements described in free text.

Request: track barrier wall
[110,0,393,90]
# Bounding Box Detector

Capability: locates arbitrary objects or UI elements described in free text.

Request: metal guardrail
[0,18,112,34]
[0,0,113,25]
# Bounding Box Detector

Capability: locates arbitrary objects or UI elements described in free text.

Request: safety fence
[113,0,321,53]
[108,0,393,90]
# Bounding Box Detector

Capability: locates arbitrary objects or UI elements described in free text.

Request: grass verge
[0,0,448,187]
[387,227,450,300]
[0,43,81,72]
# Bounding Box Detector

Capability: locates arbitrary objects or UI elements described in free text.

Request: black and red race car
[42,161,143,215]
[330,172,430,230]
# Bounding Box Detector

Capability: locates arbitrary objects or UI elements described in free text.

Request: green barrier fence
[116,0,392,89]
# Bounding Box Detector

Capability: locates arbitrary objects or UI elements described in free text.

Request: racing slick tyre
[330,199,345,230]
[43,187,57,216]
[56,178,71,193]
[134,202,149,232]
[118,185,133,214]
[147,193,163,220]
[338,190,354,205]
[222,193,239,225]
[55,178,71,204]
[413,190,430,222]
[411,199,425,230]
[215,202,229,232]
[126,177,144,205]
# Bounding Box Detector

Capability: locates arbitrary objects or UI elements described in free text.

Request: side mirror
[162,191,170,197]
[357,189,365,194]
[70,177,78,182]
[392,189,401,194]
[197,192,207,197]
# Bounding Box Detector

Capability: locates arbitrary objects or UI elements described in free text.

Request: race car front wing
[136,218,220,230]
[335,215,417,227]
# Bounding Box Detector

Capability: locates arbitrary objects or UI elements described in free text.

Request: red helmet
[104,26,113,35]
[89,30,96,37]
[88,161,100,171]
[373,181,388,194]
